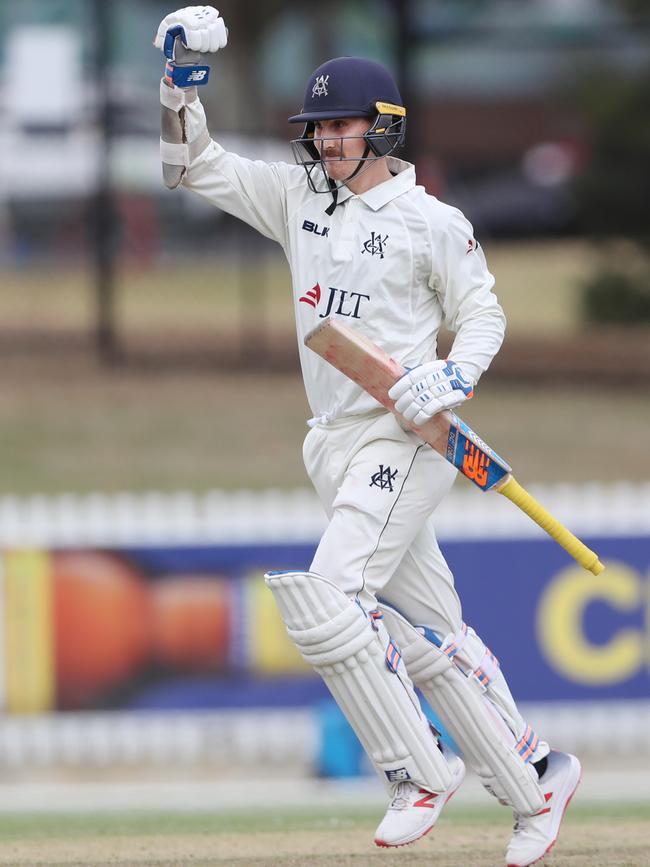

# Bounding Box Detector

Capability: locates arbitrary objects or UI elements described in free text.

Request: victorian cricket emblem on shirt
[361,232,388,258]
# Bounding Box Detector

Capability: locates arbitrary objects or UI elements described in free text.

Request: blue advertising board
[447,536,649,701]
[120,534,650,708]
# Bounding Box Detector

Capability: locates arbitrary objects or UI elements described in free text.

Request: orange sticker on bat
[462,442,491,488]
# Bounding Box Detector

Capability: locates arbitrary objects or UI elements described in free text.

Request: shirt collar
[358,157,415,210]
[318,157,415,212]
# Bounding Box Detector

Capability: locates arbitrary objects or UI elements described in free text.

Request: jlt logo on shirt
[319,287,369,319]
[299,284,370,319]
[298,283,321,308]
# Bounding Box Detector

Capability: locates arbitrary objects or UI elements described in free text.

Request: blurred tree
[574,65,650,324]
[576,67,650,247]
[618,0,650,20]
[210,0,406,132]
[214,0,324,132]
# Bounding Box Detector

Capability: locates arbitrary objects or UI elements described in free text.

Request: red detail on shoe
[506,771,581,867]
[374,779,461,848]
[531,791,553,816]
[413,789,439,809]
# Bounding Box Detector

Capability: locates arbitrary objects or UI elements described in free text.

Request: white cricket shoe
[506,750,581,867]
[374,749,465,848]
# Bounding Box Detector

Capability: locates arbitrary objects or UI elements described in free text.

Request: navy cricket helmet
[289,56,405,126]
[289,57,407,200]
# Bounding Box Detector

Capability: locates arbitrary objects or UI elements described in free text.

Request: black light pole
[391,0,415,166]
[91,0,119,363]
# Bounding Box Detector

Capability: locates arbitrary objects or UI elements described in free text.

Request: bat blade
[305,317,511,492]
[304,316,605,576]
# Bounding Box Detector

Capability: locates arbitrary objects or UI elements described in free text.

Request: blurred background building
[0,0,648,807]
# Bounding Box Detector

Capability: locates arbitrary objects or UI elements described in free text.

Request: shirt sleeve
[431,208,506,384]
[180,93,291,248]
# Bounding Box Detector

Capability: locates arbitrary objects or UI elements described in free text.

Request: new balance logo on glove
[165,62,211,87]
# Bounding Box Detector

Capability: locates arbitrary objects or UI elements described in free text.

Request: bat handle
[496,476,605,576]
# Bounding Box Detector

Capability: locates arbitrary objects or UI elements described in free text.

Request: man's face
[313,117,372,181]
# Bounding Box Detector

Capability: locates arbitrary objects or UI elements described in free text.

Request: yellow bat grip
[497,477,604,576]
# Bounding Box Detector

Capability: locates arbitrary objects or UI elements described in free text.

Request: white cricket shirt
[177,91,506,423]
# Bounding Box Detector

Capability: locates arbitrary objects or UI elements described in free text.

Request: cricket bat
[305,317,604,576]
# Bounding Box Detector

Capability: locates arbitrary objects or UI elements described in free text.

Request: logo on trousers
[370,465,398,492]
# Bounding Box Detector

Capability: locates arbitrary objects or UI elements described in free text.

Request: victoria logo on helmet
[312,74,329,97]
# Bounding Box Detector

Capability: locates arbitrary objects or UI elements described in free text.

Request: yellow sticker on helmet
[375,101,406,117]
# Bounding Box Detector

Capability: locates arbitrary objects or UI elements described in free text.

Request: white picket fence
[0,710,316,768]
[0,700,648,772]
[0,481,649,546]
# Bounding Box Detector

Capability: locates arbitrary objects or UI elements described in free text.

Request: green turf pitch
[0,803,647,866]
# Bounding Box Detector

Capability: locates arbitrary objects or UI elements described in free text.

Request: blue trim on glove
[164,25,186,58]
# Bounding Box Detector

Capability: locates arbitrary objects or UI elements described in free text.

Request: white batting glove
[388,360,474,426]
[154,6,228,54]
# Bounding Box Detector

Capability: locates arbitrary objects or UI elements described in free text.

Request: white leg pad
[265,571,452,793]
[379,603,545,816]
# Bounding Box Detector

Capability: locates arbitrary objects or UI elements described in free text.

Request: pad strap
[471,648,500,689]
[380,602,545,816]
[440,622,469,659]
[515,725,540,762]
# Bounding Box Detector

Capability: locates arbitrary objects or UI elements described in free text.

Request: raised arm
[154,6,290,246]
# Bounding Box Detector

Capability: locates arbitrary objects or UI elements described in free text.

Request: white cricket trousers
[304,409,459,629]
[303,409,546,756]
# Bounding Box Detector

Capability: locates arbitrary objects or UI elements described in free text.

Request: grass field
[0,803,647,866]
[1,356,648,494]
[1,241,648,494]
[1,240,592,335]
